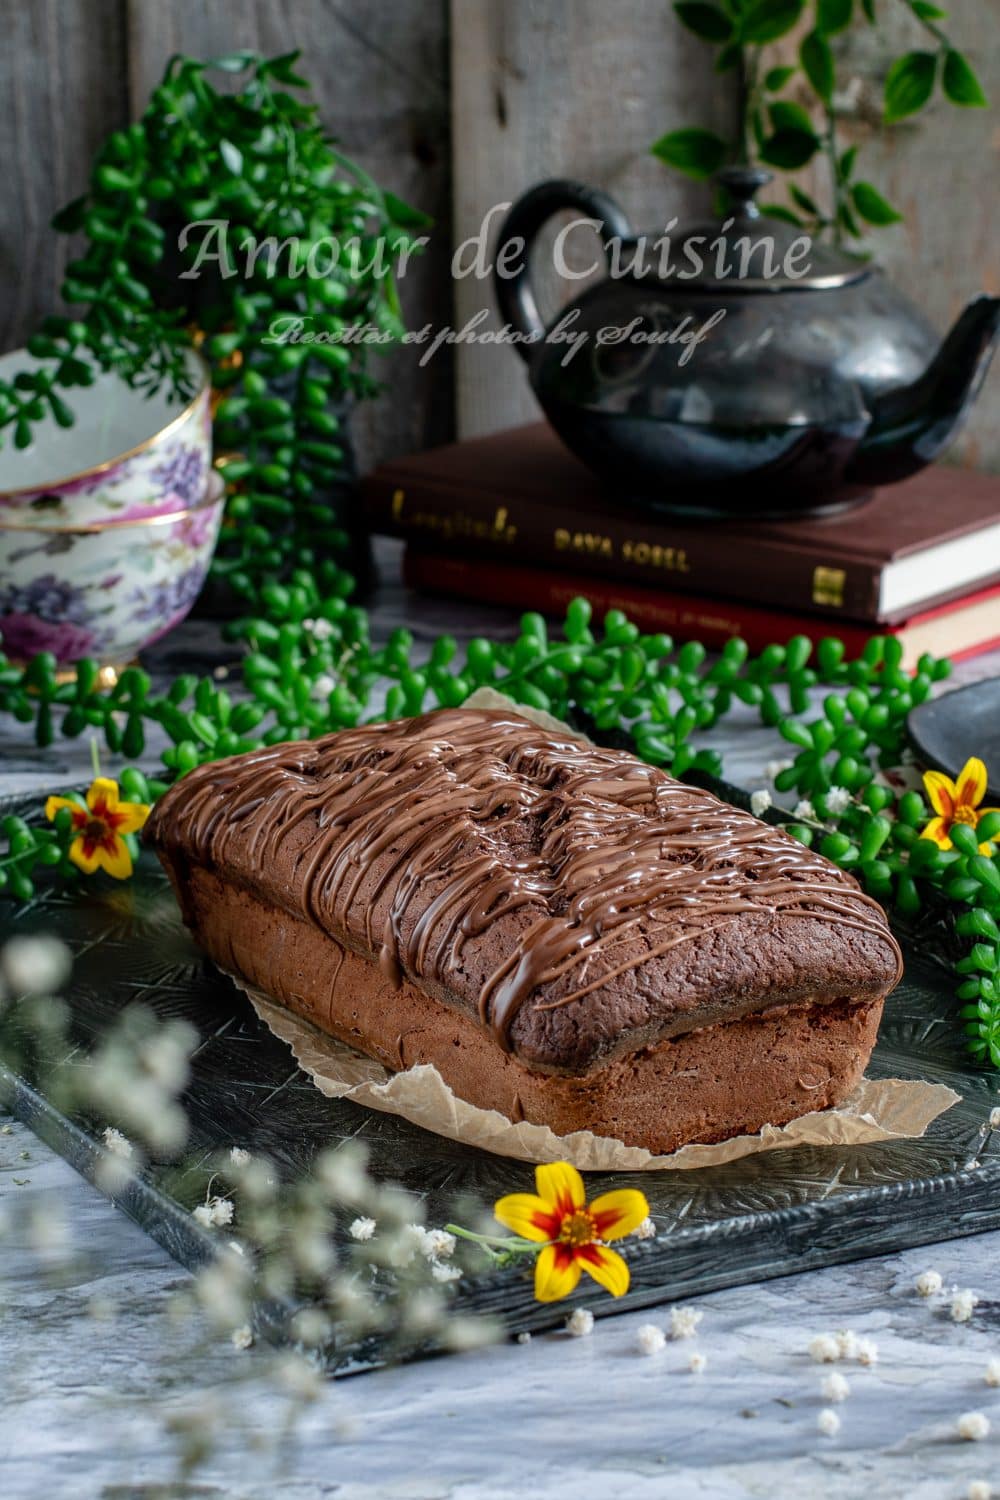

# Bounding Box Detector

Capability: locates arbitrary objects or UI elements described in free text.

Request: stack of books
[363,424,1000,668]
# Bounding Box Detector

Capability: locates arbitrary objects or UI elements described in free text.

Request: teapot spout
[846,295,1000,487]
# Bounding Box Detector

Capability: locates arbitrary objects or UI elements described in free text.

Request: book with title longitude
[363,422,1000,625]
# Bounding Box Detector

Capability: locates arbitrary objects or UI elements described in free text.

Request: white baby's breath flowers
[958,1411,991,1442]
[817,1408,841,1437]
[915,1269,943,1298]
[349,1216,377,1242]
[765,758,793,782]
[231,1324,253,1350]
[1,935,72,996]
[102,1126,133,1158]
[985,1358,1000,1387]
[968,1482,991,1500]
[825,786,852,815]
[670,1306,703,1340]
[793,799,816,821]
[229,1147,251,1167]
[750,789,772,817]
[634,1216,657,1240]
[193,1196,235,1230]
[688,1351,707,1374]
[314,1142,370,1202]
[821,1371,850,1403]
[276,1352,324,1403]
[422,1228,456,1260]
[855,1337,878,1367]
[431,1262,462,1284]
[989,1107,1000,1130]
[835,1329,859,1360]
[809,1333,841,1364]
[303,617,335,641]
[952,1289,978,1323]
[566,1308,594,1338]
[636,1324,666,1356]
[516,1331,531,1345]
[311,673,336,701]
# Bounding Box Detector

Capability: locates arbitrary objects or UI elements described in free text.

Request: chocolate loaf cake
[146,708,902,1154]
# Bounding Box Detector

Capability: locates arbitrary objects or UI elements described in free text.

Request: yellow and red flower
[45,777,150,879]
[921,757,999,856]
[494,1161,648,1302]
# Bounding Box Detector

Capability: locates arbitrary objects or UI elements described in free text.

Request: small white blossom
[229,1147,251,1167]
[670,1306,703,1340]
[985,1359,1000,1387]
[825,786,852,815]
[566,1308,594,1338]
[968,1482,991,1500]
[422,1228,456,1260]
[231,1324,253,1350]
[213,664,229,681]
[822,1371,850,1403]
[915,1269,943,1298]
[1,935,71,996]
[809,1334,841,1363]
[688,1351,707,1373]
[516,1331,531,1345]
[990,1107,1000,1130]
[192,1196,234,1230]
[276,1353,323,1402]
[303,617,335,641]
[817,1408,841,1437]
[952,1289,978,1323]
[750,789,772,817]
[349,1216,376,1242]
[793,799,816,820]
[856,1337,878,1367]
[102,1127,133,1159]
[311,673,336,701]
[634,1216,657,1240]
[835,1329,859,1360]
[765,758,793,781]
[958,1411,991,1442]
[636,1323,666,1356]
[431,1261,461,1283]
[227,1240,244,1257]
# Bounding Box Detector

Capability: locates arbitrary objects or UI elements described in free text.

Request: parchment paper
[232,687,959,1171]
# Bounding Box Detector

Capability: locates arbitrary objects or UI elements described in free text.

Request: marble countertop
[3,539,999,1500]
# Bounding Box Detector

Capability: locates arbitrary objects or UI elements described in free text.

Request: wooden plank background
[0,0,997,470]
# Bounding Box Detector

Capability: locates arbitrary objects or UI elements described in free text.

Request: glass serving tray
[2,783,999,1371]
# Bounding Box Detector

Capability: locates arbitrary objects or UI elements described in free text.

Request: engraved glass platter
[1,783,998,1372]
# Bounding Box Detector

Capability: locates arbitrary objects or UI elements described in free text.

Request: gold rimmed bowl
[0,347,210,526]
[0,471,225,673]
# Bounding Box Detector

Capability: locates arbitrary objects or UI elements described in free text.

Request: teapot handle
[493,179,634,359]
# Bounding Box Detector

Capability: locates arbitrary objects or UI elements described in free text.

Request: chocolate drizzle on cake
[151,709,902,1052]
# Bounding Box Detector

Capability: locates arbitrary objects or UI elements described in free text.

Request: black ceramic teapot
[493,168,1000,517]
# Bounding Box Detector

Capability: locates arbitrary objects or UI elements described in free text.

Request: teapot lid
[648,167,869,293]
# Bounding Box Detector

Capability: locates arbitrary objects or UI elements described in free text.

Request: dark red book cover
[365,423,1000,623]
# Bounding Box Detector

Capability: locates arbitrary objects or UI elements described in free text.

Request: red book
[365,423,1000,623]
[402,549,1000,671]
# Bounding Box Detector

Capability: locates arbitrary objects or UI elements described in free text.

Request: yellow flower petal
[533,1243,581,1303]
[86,777,121,813]
[535,1161,586,1216]
[92,838,133,880]
[493,1192,558,1242]
[45,795,76,822]
[923,771,956,821]
[112,802,150,836]
[919,817,952,851]
[68,835,101,874]
[956,757,988,811]
[589,1188,650,1242]
[577,1243,630,1298]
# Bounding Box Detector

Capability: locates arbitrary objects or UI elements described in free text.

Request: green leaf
[219,140,244,175]
[852,181,902,225]
[206,51,258,72]
[715,41,743,72]
[884,51,937,124]
[801,31,835,102]
[383,191,434,230]
[760,127,820,170]
[651,127,729,179]
[765,65,797,92]
[911,2,948,18]
[839,144,859,180]
[673,1,734,41]
[760,204,805,226]
[770,100,816,134]
[817,0,853,32]
[942,50,988,109]
[740,0,805,43]
[838,201,862,238]
[790,183,821,216]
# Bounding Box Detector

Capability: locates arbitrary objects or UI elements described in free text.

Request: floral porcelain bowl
[0,470,225,672]
[0,347,211,526]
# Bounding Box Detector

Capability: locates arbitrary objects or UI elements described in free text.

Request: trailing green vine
[652,0,988,243]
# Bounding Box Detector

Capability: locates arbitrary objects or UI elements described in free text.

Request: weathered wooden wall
[0,1,997,468]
